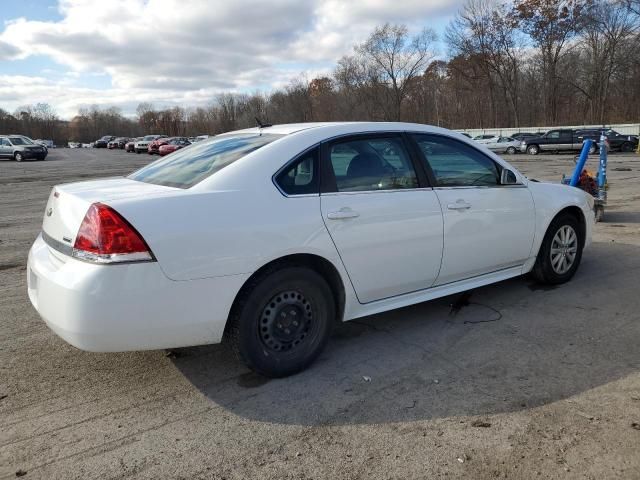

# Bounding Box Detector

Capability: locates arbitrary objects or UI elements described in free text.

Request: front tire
[531,213,584,285]
[506,146,517,154]
[527,144,539,155]
[588,143,597,155]
[226,266,335,377]
[14,152,24,162]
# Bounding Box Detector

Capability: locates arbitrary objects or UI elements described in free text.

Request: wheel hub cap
[550,225,578,275]
[259,290,312,352]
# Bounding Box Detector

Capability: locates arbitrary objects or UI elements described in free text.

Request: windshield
[9,137,32,145]
[128,133,283,188]
[142,135,158,141]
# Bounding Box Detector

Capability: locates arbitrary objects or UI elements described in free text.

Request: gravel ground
[1,148,639,479]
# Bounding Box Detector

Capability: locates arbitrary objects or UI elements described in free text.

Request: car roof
[192,121,521,192]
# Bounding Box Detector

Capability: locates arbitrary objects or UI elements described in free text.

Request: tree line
[1,0,638,145]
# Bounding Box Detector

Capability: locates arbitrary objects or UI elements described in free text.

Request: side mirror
[500,169,518,185]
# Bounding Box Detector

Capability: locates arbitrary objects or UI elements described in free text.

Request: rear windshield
[128,133,283,188]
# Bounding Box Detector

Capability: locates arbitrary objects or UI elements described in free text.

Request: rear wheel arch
[225,253,346,336]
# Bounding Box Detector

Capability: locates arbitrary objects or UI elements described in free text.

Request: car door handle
[327,208,360,220]
[447,201,471,210]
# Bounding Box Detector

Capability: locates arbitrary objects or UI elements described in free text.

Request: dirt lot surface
[1,148,639,479]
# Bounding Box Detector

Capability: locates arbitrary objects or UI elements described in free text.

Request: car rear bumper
[27,233,249,352]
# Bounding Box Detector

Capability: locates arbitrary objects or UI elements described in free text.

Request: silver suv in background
[0,135,48,161]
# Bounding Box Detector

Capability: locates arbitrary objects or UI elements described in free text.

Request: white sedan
[27,122,593,377]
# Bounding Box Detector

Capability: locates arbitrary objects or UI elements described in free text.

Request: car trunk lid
[42,178,177,250]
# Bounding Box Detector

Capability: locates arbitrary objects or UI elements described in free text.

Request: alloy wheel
[550,225,578,275]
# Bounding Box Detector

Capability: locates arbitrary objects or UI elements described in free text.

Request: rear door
[320,133,444,303]
[409,133,535,285]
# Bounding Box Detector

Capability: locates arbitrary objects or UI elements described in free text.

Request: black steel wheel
[226,266,335,377]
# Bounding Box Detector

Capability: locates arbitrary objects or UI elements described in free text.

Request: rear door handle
[447,201,471,210]
[327,208,360,220]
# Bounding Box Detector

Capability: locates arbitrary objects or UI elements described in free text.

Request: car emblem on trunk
[46,208,53,217]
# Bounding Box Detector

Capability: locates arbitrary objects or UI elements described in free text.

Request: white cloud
[0,0,464,118]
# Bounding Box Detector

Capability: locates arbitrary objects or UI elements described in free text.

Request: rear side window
[129,133,282,188]
[275,147,319,195]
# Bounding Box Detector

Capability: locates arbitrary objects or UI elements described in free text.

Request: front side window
[275,147,319,195]
[547,131,560,139]
[327,136,418,192]
[9,137,29,145]
[129,133,283,188]
[411,134,500,187]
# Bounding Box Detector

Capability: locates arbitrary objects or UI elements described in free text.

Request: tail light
[72,203,154,264]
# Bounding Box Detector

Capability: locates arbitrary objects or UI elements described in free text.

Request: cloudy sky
[0,0,463,119]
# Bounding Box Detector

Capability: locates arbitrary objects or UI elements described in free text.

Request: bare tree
[356,23,437,120]
[448,0,525,126]
[513,0,590,124]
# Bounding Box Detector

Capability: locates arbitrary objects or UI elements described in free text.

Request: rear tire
[621,142,633,153]
[588,143,597,155]
[226,266,335,377]
[531,213,584,285]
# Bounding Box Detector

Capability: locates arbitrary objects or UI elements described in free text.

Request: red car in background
[148,136,187,154]
[159,138,191,156]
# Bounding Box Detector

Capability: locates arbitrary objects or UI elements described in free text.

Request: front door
[0,138,12,158]
[320,133,444,303]
[410,133,535,285]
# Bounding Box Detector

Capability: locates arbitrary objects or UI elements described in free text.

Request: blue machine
[562,133,607,222]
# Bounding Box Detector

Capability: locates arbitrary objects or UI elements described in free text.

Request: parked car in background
[35,139,55,149]
[125,137,142,153]
[576,129,638,153]
[27,122,593,377]
[0,135,48,161]
[108,137,130,149]
[189,135,211,143]
[484,136,521,154]
[148,136,182,155]
[473,134,500,145]
[159,138,191,156]
[94,136,115,148]
[68,142,81,149]
[511,132,541,142]
[521,129,599,155]
[134,135,165,154]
